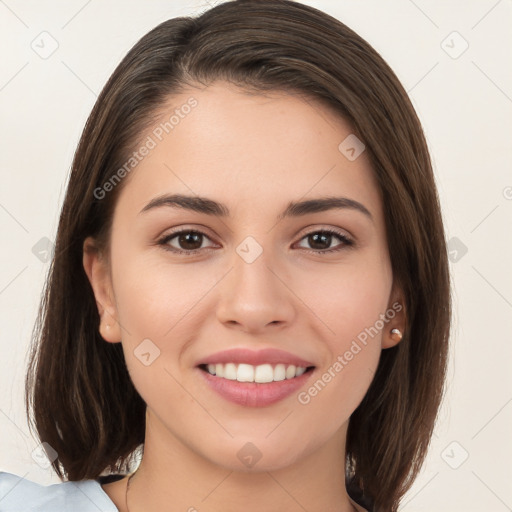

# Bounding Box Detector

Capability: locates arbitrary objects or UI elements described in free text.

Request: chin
[201,436,313,473]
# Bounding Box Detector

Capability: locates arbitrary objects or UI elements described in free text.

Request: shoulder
[0,471,119,512]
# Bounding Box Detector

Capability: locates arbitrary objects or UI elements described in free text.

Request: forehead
[114,81,383,223]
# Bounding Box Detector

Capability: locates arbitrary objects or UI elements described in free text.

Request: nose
[215,243,296,333]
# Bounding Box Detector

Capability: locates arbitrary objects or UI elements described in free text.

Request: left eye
[295,229,354,253]
[158,229,354,255]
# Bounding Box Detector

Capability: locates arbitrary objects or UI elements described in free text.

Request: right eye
[157,229,218,255]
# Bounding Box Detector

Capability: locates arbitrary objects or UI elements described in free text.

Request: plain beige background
[1,1,511,510]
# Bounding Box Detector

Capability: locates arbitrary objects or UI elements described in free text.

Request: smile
[197,364,316,407]
[200,362,312,383]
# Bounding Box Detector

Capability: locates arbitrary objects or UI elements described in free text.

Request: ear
[382,281,407,349]
[83,236,122,343]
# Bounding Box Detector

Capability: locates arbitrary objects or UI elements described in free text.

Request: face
[84,80,404,472]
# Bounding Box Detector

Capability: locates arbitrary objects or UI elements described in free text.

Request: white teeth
[224,363,237,380]
[254,364,274,383]
[285,364,296,379]
[273,364,286,381]
[237,363,254,382]
[295,366,306,376]
[204,362,310,382]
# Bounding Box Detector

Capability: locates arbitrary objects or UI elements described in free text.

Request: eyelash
[157,228,354,256]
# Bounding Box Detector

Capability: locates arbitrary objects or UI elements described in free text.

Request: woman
[0,1,451,511]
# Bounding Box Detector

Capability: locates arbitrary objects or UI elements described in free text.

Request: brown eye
[307,232,334,250]
[296,229,354,254]
[175,232,204,251]
[158,228,354,257]
[159,230,216,254]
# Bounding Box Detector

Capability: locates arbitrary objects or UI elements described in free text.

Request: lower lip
[197,367,315,407]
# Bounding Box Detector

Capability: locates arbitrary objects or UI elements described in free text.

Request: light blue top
[0,471,119,511]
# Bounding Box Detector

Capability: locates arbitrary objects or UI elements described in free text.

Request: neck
[123,410,360,512]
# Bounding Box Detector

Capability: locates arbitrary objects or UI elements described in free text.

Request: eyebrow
[139,194,373,222]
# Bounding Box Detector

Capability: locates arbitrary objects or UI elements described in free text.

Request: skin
[83,80,405,512]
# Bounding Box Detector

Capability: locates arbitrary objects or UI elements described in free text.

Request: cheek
[293,345,379,459]
[109,251,224,398]
[294,270,389,436]
[296,258,390,414]
[312,254,392,346]
[110,248,216,340]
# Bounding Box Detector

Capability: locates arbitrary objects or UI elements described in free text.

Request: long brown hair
[25,1,451,510]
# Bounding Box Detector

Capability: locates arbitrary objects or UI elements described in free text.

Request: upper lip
[196,348,315,368]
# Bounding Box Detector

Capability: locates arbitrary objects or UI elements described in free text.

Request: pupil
[310,233,330,250]
[180,232,202,250]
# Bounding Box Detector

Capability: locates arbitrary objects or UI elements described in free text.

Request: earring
[390,328,402,342]
[105,324,111,330]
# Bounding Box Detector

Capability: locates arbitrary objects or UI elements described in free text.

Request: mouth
[197,362,315,383]
[194,347,317,407]
[196,362,316,407]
